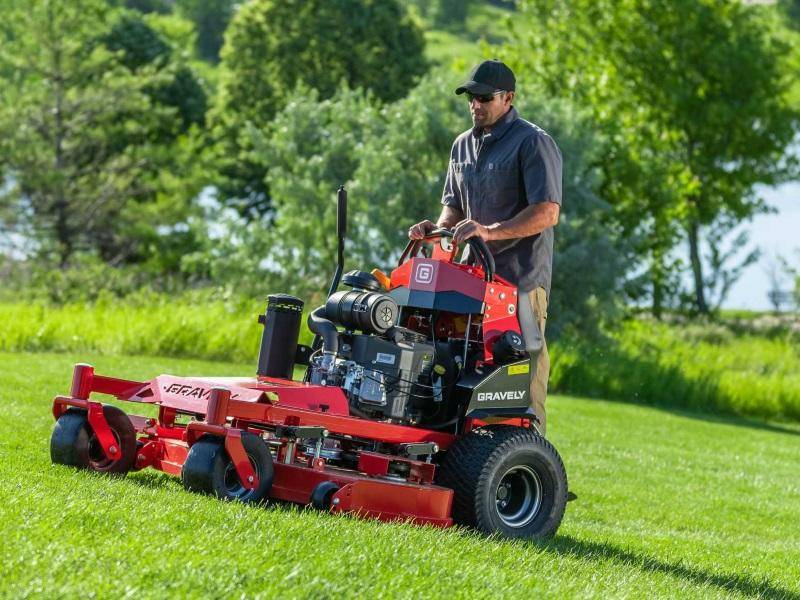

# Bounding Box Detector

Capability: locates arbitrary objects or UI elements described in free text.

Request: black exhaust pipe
[312,185,347,351]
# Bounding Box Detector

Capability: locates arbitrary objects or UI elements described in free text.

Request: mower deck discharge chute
[49,188,569,539]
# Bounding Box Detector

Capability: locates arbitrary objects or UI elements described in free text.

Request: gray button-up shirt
[441,107,562,295]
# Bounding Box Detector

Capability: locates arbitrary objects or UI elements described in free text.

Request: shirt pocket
[483,161,519,208]
[452,161,474,200]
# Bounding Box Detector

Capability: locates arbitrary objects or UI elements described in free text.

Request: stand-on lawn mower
[49,187,568,539]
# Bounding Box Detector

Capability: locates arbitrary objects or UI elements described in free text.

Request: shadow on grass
[533,535,798,600]
[664,407,800,438]
[553,335,800,437]
[127,470,182,491]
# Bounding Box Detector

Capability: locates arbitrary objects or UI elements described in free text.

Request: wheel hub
[495,465,543,528]
[224,452,259,497]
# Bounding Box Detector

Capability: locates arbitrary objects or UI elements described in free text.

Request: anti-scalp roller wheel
[50,405,137,476]
[181,433,273,503]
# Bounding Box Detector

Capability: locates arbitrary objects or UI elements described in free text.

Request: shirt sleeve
[521,131,562,206]
[441,143,461,209]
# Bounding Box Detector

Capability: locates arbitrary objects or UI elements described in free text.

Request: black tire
[310,481,340,510]
[50,406,137,475]
[181,432,273,503]
[436,425,568,539]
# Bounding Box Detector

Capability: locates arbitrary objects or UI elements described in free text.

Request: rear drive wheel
[50,405,137,475]
[181,432,273,503]
[436,425,568,539]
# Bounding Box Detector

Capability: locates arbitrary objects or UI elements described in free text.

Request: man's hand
[408,219,436,240]
[452,219,493,244]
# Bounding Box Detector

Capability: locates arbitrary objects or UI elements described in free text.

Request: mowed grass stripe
[0,352,798,598]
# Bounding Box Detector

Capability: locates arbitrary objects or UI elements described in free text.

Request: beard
[471,112,487,127]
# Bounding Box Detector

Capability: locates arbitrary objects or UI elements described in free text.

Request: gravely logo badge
[476,390,526,402]
[414,263,433,284]
[162,383,242,400]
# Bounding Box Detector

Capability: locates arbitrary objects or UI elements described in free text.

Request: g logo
[414,263,433,284]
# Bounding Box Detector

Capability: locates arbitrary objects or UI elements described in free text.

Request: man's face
[468,90,514,130]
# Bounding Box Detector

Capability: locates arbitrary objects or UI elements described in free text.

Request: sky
[724,181,800,310]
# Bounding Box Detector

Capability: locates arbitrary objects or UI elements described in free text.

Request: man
[408,59,562,435]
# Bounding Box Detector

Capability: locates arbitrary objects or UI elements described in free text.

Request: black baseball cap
[455,59,516,95]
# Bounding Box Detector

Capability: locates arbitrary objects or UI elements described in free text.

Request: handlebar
[399,227,495,282]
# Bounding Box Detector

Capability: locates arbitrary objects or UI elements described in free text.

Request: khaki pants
[526,287,549,435]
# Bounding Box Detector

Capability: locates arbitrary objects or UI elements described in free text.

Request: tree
[779,0,800,29]
[407,0,473,31]
[700,218,760,313]
[212,0,427,216]
[778,251,800,311]
[174,0,235,63]
[503,0,799,315]
[0,1,202,267]
[102,13,207,131]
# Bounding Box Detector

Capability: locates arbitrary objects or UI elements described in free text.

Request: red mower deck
[53,363,466,526]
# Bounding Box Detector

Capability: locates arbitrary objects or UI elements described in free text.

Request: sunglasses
[467,91,505,103]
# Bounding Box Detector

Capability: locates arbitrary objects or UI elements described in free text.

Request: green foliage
[0,0,168,265]
[503,0,800,314]
[174,0,234,63]
[101,12,207,130]
[349,73,467,264]
[183,69,629,333]
[1,353,799,597]
[249,87,380,301]
[212,0,427,214]
[780,0,800,28]
[102,13,171,69]
[0,1,208,269]
[409,0,472,31]
[119,0,171,14]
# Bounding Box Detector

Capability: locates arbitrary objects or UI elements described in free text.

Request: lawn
[1,352,798,598]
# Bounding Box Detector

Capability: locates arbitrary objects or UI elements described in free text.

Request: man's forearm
[486,202,559,241]
[437,205,464,229]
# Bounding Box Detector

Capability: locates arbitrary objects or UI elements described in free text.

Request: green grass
[552,319,800,422]
[0,298,288,364]
[1,352,799,597]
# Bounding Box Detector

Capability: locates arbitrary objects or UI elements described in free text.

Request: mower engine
[305,272,458,425]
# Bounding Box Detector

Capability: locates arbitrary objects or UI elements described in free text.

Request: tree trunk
[650,247,668,319]
[49,2,71,268]
[651,259,663,319]
[687,219,708,314]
